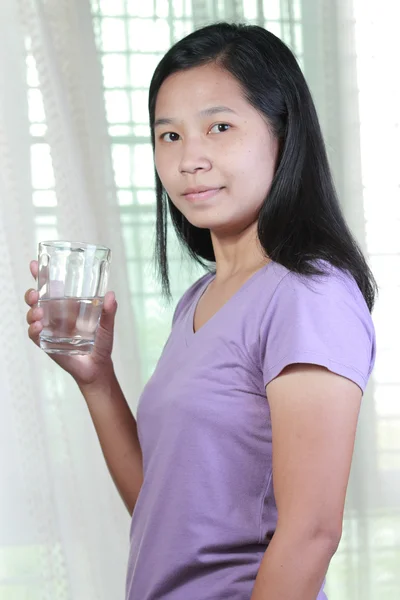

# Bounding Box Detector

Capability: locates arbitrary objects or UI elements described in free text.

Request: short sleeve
[260,269,376,394]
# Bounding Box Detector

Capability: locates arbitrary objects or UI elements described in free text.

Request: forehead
[155,63,246,115]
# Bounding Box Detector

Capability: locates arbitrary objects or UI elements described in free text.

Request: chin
[177,203,251,234]
[194,218,244,237]
[183,212,225,230]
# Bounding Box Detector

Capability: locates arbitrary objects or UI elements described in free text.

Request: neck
[210,221,270,283]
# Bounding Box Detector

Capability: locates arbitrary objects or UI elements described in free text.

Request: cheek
[155,151,181,199]
[231,145,275,201]
[154,151,171,186]
[154,148,164,175]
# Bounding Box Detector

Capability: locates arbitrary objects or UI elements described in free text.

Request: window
[90,0,302,380]
[26,40,58,248]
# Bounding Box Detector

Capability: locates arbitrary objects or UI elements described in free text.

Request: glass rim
[38,240,111,253]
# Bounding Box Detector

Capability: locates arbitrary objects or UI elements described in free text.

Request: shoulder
[256,260,376,393]
[261,259,371,320]
[243,259,372,332]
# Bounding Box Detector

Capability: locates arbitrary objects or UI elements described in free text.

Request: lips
[183,187,223,201]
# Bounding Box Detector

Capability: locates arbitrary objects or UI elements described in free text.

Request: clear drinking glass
[37,241,112,355]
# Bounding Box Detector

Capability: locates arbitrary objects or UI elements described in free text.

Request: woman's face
[154,63,279,236]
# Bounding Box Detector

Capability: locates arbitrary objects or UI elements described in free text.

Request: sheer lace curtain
[0,0,398,598]
[0,0,140,598]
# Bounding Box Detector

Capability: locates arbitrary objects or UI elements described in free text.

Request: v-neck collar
[185,262,273,346]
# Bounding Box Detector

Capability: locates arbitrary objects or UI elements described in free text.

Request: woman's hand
[25,259,118,387]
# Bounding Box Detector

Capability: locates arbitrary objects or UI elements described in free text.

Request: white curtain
[0,0,140,598]
[0,0,398,598]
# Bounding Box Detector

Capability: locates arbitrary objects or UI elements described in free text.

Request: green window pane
[105,90,130,123]
[132,144,155,188]
[101,54,128,87]
[99,0,125,15]
[131,90,149,124]
[30,144,54,189]
[263,0,281,20]
[130,54,163,88]
[128,19,171,52]
[28,89,45,123]
[101,18,127,51]
[112,144,131,187]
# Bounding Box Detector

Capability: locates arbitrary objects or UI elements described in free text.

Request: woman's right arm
[79,373,143,516]
[25,259,143,515]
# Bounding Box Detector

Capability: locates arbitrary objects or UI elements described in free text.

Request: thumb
[99,291,118,333]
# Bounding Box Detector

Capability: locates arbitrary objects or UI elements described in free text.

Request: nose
[179,138,212,175]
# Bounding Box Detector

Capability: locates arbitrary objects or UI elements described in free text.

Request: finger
[28,320,42,344]
[25,288,39,306]
[30,260,38,280]
[26,306,43,325]
[103,290,116,311]
[99,292,117,332]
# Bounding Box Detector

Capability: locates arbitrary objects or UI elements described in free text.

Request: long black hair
[148,22,378,311]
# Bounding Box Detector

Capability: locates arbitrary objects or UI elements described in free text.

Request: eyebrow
[153,105,238,128]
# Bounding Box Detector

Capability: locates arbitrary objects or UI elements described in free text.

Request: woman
[25,22,377,600]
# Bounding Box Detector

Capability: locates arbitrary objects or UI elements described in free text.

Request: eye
[160,132,180,143]
[209,123,231,134]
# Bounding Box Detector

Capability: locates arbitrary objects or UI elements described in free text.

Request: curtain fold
[1,0,141,598]
[300,3,380,596]
[19,0,142,399]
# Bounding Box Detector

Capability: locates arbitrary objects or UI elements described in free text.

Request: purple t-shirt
[126,260,376,599]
